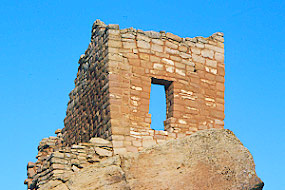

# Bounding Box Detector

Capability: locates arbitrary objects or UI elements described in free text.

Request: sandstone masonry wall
[24,130,113,190]
[26,20,226,189]
[63,20,112,145]
[63,19,225,154]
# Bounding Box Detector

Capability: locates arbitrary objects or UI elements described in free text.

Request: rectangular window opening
[149,78,173,131]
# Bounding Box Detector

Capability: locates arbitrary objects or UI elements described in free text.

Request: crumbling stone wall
[26,129,264,190]
[24,129,113,190]
[63,20,225,154]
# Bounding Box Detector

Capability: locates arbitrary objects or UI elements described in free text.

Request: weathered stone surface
[27,168,36,178]
[66,165,128,189]
[166,32,182,42]
[25,135,116,189]
[38,129,263,190]
[27,162,35,168]
[95,147,113,157]
[54,129,62,135]
[123,129,263,190]
[89,137,112,147]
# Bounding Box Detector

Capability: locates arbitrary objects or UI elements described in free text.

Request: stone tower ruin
[63,20,225,154]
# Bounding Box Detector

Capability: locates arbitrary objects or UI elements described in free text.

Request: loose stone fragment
[95,147,113,157]
[54,129,62,135]
[89,138,112,147]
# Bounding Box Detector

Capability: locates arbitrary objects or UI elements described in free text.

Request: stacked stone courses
[24,130,114,189]
[62,19,225,155]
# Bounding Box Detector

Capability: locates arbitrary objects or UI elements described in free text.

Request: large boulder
[123,129,263,190]
[40,129,263,190]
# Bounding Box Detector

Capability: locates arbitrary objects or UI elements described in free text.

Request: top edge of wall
[91,19,224,44]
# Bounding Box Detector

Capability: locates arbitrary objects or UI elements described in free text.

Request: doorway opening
[149,78,172,131]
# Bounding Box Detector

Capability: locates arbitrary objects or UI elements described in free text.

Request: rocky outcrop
[33,129,263,190]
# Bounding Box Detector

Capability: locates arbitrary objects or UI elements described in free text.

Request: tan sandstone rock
[123,129,263,190]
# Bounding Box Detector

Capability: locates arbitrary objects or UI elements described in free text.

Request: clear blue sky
[0,0,284,189]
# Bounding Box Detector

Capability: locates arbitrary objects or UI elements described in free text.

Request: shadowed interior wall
[62,21,112,146]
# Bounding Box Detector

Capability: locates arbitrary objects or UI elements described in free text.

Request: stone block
[205,44,224,53]
[180,52,192,59]
[178,45,188,52]
[211,110,225,119]
[137,34,151,42]
[95,147,112,157]
[218,66,225,76]
[153,63,164,70]
[109,53,124,61]
[165,65,174,73]
[122,33,135,39]
[170,55,181,62]
[150,55,161,62]
[137,40,150,49]
[111,135,125,141]
[126,146,138,153]
[206,59,217,68]
[113,147,127,155]
[55,129,62,135]
[165,41,178,49]
[151,44,163,52]
[201,49,214,59]
[175,62,185,69]
[123,42,136,49]
[142,140,157,148]
[216,82,225,91]
[132,140,142,147]
[123,52,138,59]
[152,39,164,45]
[112,140,124,148]
[175,68,186,76]
[214,119,224,125]
[191,47,201,54]
[51,163,65,170]
[89,138,112,147]
[112,126,130,135]
[139,53,150,61]
[145,31,161,38]
[27,168,36,178]
[192,54,205,64]
[155,51,169,58]
[162,58,174,65]
[215,52,224,62]
[166,32,182,42]
[27,162,35,168]
[195,42,205,48]
[165,47,179,55]
[51,152,65,159]
[107,40,122,48]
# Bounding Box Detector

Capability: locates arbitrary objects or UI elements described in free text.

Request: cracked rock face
[39,129,263,190]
